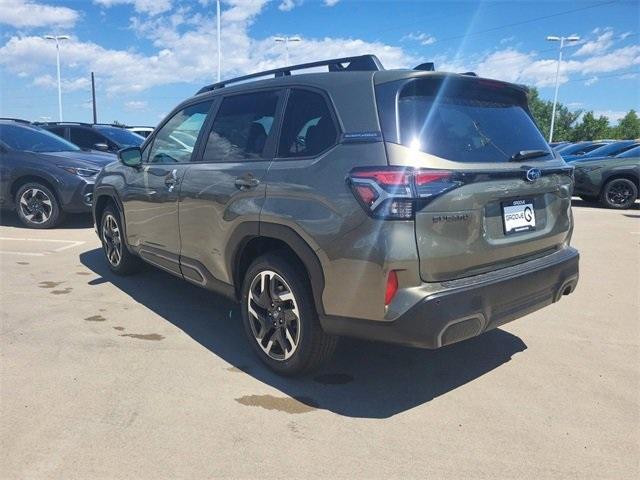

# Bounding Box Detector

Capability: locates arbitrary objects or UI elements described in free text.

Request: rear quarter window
[277,89,338,158]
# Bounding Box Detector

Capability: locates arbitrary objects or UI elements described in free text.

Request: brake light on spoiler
[348,167,463,220]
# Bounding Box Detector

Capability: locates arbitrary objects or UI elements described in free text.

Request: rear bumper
[321,247,579,348]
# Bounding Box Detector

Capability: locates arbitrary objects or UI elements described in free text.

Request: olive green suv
[93,55,579,375]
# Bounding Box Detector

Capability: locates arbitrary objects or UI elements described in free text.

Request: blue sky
[0,0,638,126]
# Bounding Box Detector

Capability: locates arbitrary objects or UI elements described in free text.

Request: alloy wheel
[19,188,52,225]
[247,270,301,361]
[102,214,122,267]
[606,181,634,207]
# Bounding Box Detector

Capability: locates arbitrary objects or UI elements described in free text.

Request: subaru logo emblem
[526,168,541,182]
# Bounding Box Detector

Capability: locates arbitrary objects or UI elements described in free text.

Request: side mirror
[93,142,110,152]
[118,147,142,168]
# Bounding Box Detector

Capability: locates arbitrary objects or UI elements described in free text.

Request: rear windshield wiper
[509,149,551,162]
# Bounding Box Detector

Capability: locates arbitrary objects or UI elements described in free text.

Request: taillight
[348,166,462,219]
[385,270,399,306]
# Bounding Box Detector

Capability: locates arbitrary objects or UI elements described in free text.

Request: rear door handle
[235,175,260,190]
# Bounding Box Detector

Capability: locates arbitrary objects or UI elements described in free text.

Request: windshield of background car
[392,78,551,162]
[585,141,638,158]
[615,145,640,158]
[559,143,606,156]
[94,126,144,147]
[0,124,80,152]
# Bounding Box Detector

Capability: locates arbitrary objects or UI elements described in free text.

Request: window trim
[191,87,286,164]
[143,98,216,165]
[273,86,342,162]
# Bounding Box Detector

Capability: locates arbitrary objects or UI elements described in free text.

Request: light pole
[216,0,221,82]
[44,35,69,121]
[546,35,580,143]
[274,36,301,65]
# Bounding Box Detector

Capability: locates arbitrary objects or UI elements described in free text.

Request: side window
[69,127,104,150]
[202,90,279,162]
[278,89,338,158]
[148,101,212,164]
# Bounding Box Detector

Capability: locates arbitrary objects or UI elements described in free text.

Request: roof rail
[197,54,384,94]
[0,117,32,124]
[34,121,94,126]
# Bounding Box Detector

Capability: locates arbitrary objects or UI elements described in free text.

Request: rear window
[0,124,80,152]
[387,78,551,163]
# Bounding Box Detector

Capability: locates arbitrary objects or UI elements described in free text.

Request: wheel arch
[92,186,131,250]
[10,175,60,204]
[230,222,326,316]
[601,171,639,192]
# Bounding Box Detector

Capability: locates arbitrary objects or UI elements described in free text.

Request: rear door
[178,89,283,286]
[377,76,574,281]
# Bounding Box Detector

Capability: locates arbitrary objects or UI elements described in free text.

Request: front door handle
[235,175,260,190]
[165,169,178,191]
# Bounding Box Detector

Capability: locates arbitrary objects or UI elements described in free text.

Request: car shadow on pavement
[80,248,527,419]
[0,211,93,229]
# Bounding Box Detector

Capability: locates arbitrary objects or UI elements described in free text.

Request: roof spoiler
[414,62,435,71]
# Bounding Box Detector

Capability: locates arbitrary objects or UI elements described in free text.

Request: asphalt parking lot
[1,201,638,479]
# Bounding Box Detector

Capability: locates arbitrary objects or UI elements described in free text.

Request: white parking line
[0,237,85,256]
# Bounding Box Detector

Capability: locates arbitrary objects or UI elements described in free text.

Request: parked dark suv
[39,122,144,154]
[0,119,115,228]
[93,55,579,375]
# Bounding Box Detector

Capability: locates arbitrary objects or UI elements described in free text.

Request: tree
[527,87,581,141]
[611,110,640,139]
[570,111,610,141]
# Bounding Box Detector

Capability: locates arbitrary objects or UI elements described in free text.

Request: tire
[15,182,64,229]
[600,178,638,209]
[240,253,338,376]
[100,205,143,275]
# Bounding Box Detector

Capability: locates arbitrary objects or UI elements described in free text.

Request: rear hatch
[376,74,574,282]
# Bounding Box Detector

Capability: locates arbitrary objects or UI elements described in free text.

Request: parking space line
[0,251,45,257]
[0,237,86,256]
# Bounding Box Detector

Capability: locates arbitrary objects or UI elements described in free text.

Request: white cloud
[324,0,340,6]
[402,32,436,46]
[593,110,627,123]
[0,0,79,28]
[574,30,615,57]
[442,38,640,88]
[93,0,172,16]
[584,76,598,86]
[0,0,412,96]
[32,74,90,92]
[278,0,301,12]
[499,36,516,45]
[125,100,148,111]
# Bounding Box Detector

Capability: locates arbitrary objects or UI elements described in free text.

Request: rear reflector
[385,270,399,306]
